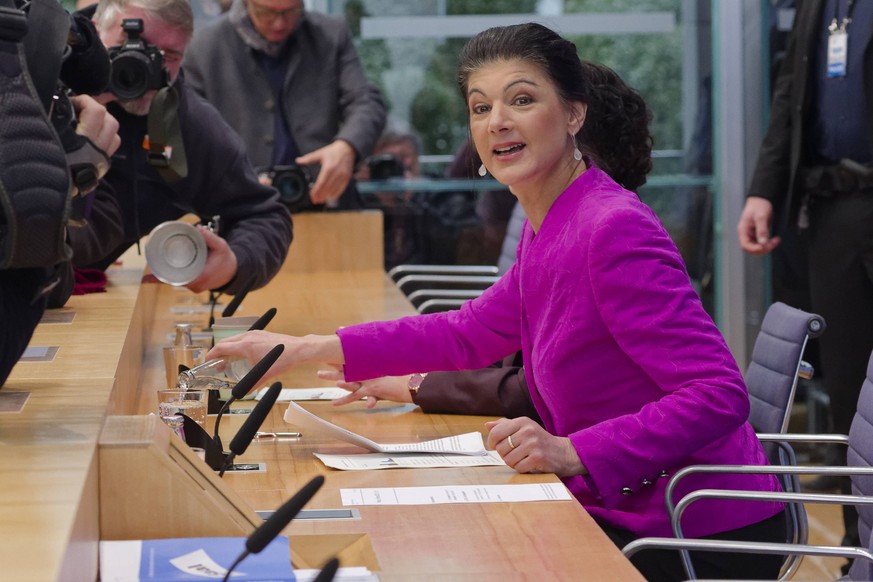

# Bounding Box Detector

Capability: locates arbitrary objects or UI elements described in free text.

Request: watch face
[408,373,425,392]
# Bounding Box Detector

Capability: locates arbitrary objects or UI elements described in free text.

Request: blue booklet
[100,536,295,581]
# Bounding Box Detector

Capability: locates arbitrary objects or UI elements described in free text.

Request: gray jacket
[183,11,386,169]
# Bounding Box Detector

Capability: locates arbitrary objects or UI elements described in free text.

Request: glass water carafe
[177,357,251,390]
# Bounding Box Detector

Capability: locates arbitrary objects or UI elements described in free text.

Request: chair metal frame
[387,264,499,282]
[394,274,499,296]
[628,434,863,579]
[406,288,484,310]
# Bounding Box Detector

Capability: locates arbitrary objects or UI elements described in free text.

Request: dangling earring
[478,163,487,177]
[570,133,583,161]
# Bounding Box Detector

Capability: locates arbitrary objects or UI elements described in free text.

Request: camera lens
[274,171,308,207]
[110,52,153,100]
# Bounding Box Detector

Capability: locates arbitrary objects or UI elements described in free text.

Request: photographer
[0,0,120,385]
[355,130,424,269]
[183,0,386,211]
[82,0,292,295]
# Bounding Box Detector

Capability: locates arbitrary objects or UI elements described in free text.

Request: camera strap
[147,85,188,183]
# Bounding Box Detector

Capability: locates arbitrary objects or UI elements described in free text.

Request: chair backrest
[496,202,526,276]
[744,302,824,580]
[847,351,873,581]
[746,301,826,435]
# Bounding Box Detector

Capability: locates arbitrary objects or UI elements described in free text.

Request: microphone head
[230,344,284,400]
[247,475,325,554]
[222,278,256,318]
[248,307,277,331]
[313,557,340,582]
[228,382,282,457]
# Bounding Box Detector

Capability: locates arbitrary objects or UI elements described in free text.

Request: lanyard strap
[146,85,188,183]
[829,0,856,34]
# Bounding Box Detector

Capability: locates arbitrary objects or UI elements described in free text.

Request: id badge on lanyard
[828,31,848,77]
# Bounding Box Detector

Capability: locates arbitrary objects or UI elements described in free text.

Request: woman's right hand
[320,368,413,408]
[207,330,344,381]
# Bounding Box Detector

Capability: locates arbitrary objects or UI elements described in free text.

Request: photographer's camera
[367,154,405,181]
[258,165,315,213]
[108,19,168,100]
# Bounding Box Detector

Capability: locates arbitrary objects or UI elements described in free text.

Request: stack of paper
[282,401,506,470]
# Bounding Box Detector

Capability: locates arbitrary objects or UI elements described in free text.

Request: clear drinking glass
[157,389,207,427]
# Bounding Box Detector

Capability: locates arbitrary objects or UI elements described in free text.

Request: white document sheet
[283,400,487,455]
[340,483,572,506]
[255,386,352,401]
[314,450,506,470]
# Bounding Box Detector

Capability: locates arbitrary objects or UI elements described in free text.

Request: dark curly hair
[457,23,653,191]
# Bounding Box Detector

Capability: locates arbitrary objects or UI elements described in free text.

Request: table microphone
[247,307,277,332]
[212,344,284,447]
[312,557,340,582]
[221,475,326,582]
[219,381,282,477]
[221,278,256,318]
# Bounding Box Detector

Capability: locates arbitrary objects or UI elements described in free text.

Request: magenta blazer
[339,166,783,538]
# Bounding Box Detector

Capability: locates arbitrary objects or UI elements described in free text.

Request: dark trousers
[807,189,873,546]
[600,511,786,582]
[0,268,48,387]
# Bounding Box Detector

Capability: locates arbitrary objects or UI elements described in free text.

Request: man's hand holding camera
[71,95,121,160]
[295,139,356,205]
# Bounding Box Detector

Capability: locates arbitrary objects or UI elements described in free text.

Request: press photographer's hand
[71,95,120,158]
[296,140,355,204]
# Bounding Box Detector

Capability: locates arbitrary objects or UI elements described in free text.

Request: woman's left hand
[486,417,587,478]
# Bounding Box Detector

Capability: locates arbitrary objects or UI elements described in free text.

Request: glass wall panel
[326,0,716,311]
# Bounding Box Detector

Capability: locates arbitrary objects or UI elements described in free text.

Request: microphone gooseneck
[312,557,340,582]
[249,475,325,553]
[221,278,256,318]
[218,381,282,477]
[212,344,285,446]
[221,475,326,582]
[247,307,277,332]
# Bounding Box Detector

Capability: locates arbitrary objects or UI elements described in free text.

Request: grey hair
[94,0,194,39]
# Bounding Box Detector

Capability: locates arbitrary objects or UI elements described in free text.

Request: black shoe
[802,474,843,492]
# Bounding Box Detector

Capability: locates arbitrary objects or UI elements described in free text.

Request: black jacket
[80,76,293,294]
[748,0,873,232]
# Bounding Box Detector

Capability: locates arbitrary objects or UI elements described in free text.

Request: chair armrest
[669,472,873,579]
[417,299,469,314]
[622,536,873,579]
[756,432,849,446]
[667,433,848,515]
[674,486,873,533]
[407,288,483,307]
[395,274,499,295]
[667,462,865,516]
[387,264,499,281]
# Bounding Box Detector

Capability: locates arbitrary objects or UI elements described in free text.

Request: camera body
[367,153,405,180]
[258,165,316,213]
[107,19,168,100]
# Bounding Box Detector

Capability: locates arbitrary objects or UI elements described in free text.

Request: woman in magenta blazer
[211,23,785,581]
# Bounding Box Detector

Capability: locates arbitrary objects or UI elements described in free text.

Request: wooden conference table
[1,212,643,581]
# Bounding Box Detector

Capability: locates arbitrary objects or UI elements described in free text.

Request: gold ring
[507,434,516,450]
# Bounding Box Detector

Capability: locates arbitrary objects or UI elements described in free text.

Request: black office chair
[388,202,526,313]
